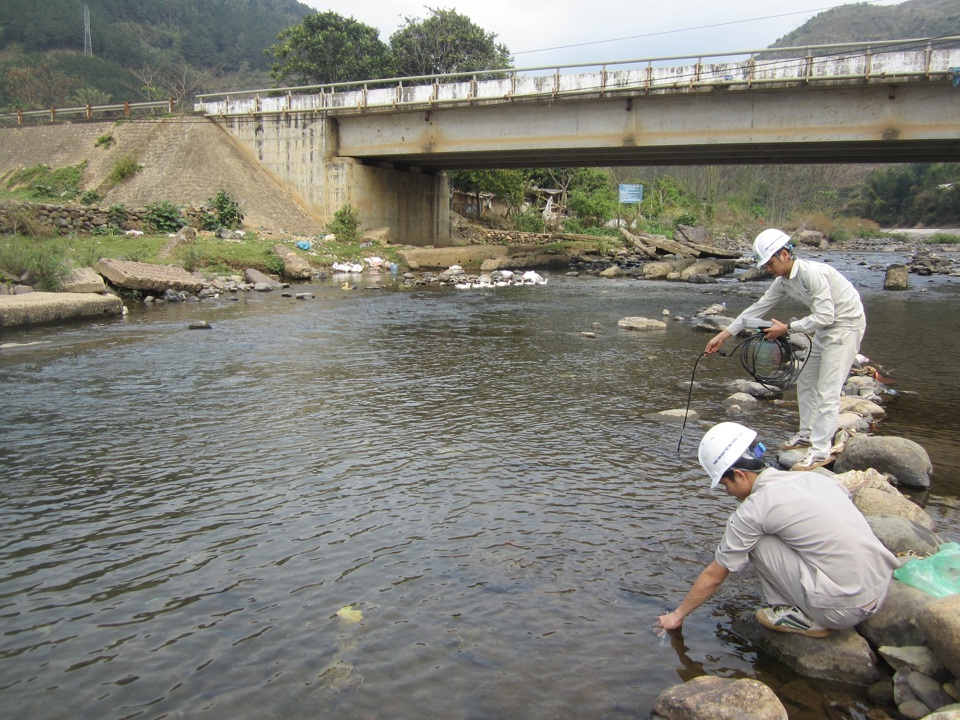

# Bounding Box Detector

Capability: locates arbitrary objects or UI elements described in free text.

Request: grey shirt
[726,258,865,336]
[714,468,897,609]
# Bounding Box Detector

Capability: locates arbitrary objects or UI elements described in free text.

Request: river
[1,250,958,719]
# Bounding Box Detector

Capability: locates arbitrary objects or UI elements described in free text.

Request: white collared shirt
[726,258,865,336]
[714,468,897,609]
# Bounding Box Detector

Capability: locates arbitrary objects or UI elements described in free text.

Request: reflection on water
[1,256,958,719]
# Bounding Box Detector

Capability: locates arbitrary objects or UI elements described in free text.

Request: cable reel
[677,326,811,453]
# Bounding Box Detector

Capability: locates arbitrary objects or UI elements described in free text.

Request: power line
[513,0,901,56]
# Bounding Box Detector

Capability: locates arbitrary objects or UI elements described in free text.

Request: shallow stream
[1,250,958,719]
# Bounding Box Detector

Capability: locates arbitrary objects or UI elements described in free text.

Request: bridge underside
[336,84,960,172]
[350,139,958,171]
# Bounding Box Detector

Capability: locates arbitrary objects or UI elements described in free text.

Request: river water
[1,250,958,720]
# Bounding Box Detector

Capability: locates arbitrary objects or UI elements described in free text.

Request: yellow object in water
[336,605,363,623]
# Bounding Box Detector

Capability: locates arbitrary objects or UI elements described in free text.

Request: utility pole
[83,5,92,57]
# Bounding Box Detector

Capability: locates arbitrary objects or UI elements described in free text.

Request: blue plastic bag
[894,542,960,598]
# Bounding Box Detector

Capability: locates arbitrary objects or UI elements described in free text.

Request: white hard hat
[753,229,792,268]
[698,422,757,488]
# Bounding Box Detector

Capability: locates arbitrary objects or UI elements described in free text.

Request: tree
[389,8,512,79]
[3,59,82,109]
[126,57,214,107]
[265,11,390,86]
[449,169,527,217]
[567,168,617,227]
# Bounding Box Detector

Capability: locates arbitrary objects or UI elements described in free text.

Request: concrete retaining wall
[217,114,451,246]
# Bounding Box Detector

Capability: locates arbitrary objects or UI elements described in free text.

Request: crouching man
[657,422,897,638]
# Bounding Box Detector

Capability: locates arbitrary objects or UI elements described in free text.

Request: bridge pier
[215,113,450,246]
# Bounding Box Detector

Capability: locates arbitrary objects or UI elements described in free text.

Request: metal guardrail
[0,99,176,126]
[194,36,960,118]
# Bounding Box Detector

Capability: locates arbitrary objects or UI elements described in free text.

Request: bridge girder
[335,84,960,171]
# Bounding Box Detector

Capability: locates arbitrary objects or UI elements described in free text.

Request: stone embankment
[0,200,222,237]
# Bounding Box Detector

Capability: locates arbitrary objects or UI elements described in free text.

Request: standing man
[657,422,896,637]
[705,228,865,471]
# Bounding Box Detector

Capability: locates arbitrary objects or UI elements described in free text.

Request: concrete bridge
[196,38,960,244]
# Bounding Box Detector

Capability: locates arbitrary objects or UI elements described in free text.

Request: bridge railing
[0,99,176,127]
[195,36,960,118]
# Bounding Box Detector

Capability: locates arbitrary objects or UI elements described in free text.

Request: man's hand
[657,610,684,632]
[705,329,732,354]
[762,318,789,340]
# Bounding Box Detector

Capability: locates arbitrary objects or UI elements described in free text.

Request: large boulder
[243,268,283,290]
[917,595,960,680]
[854,488,937,531]
[732,611,883,685]
[272,243,313,280]
[693,315,734,332]
[834,435,933,489]
[725,379,783,400]
[618,316,667,331]
[652,676,787,720]
[641,261,675,279]
[674,224,713,247]
[838,396,887,420]
[858,580,936,648]
[884,264,910,290]
[795,230,829,249]
[866,515,942,556]
[679,259,736,280]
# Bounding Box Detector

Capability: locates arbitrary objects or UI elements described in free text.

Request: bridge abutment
[215,114,450,245]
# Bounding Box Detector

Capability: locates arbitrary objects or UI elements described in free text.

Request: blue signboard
[619,183,643,204]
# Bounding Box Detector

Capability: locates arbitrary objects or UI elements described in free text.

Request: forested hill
[0,0,311,74]
[769,0,960,50]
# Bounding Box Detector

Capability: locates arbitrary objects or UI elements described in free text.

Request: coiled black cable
[734,332,810,392]
[676,331,811,453]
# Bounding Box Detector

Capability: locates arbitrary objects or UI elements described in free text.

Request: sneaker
[756,605,830,638]
[790,451,833,472]
[780,432,811,451]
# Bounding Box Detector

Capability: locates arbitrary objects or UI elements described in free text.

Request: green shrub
[144,201,185,233]
[81,189,100,204]
[925,233,960,244]
[179,244,204,272]
[199,211,219,231]
[0,236,70,291]
[263,250,286,276]
[207,189,244,229]
[109,155,141,185]
[96,134,114,148]
[509,212,546,233]
[107,203,127,228]
[327,204,361,243]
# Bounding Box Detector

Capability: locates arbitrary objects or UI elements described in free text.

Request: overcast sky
[301,0,905,69]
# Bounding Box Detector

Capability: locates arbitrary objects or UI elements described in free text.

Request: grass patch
[109,155,142,185]
[0,236,71,291]
[3,163,87,202]
[2,227,393,285]
[924,232,960,244]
